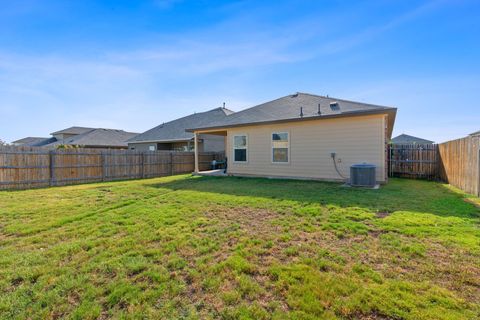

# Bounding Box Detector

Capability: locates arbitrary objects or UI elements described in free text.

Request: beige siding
[225,115,386,182]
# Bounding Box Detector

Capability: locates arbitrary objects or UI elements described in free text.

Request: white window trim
[271,131,290,164]
[232,134,248,163]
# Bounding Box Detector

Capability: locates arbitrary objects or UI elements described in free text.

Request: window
[272,132,289,163]
[233,135,247,162]
[149,145,155,151]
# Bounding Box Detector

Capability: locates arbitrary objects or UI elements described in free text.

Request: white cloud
[316,0,447,55]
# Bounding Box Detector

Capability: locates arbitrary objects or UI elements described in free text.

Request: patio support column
[194,132,199,173]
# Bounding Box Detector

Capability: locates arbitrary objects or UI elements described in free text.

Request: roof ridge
[91,128,135,132]
[159,107,234,125]
[219,107,235,115]
[296,92,394,109]
[199,106,235,114]
[21,136,48,139]
[391,133,434,143]
[127,106,233,143]
[51,126,96,135]
[221,93,296,116]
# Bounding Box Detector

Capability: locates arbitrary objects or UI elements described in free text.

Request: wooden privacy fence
[388,144,439,180]
[388,136,480,197]
[438,135,480,197]
[0,146,225,190]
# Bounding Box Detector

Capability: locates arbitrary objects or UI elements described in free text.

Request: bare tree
[0,139,7,146]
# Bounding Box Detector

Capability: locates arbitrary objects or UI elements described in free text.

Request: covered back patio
[193,129,228,175]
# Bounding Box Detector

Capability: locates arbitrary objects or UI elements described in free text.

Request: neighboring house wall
[128,142,159,151]
[200,134,225,152]
[128,135,223,152]
[158,143,174,151]
[129,141,206,152]
[128,142,163,151]
[79,145,127,149]
[225,114,386,182]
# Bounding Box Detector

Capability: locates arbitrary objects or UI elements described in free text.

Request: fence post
[170,152,174,176]
[436,144,441,182]
[101,151,106,181]
[141,152,145,179]
[49,150,55,186]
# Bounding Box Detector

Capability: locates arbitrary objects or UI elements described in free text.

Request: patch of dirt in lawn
[375,211,391,218]
[355,312,393,320]
[422,242,480,301]
[199,207,291,312]
[204,206,283,236]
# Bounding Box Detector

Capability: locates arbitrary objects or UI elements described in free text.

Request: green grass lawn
[0,175,479,320]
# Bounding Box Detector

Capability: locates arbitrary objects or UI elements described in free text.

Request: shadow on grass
[145,175,480,220]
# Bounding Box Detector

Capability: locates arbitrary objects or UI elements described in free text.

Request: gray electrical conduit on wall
[331,153,347,181]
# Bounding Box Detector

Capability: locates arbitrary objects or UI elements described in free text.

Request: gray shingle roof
[187,93,396,136]
[51,126,94,135]
[46,129,138,147]
[12,137,50,145]
[128,107,234,143]
[391,134,434,144]
[470,130,480,137]
[34,137,57,146]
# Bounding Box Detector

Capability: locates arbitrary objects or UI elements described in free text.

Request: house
[51,126,95,142]
[13,126,138,149]
[45,128,138,149]
[391,134,434,145]
[128,107,234,152]
[13,126,96,147]
[470,130,480,137]
[187,93,397,183]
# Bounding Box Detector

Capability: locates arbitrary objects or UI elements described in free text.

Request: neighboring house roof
[186,93,397,137]
[470,130,480,137]
[34,137,58,146]
[46,128,138,147]
[51,126,94,135]
[128,107,234,144]
[12,137,50,146]
[391,134,434,144]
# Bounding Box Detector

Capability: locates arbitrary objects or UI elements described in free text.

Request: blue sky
[1,0,479,143]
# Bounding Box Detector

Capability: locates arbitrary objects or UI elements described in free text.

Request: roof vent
[300,107,304,118]
[292,93,298,98]
[330,101,339,110]
[223,102,226,109]
[317,103,321,115]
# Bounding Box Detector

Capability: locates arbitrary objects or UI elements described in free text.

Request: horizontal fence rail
[0,146,225,190]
